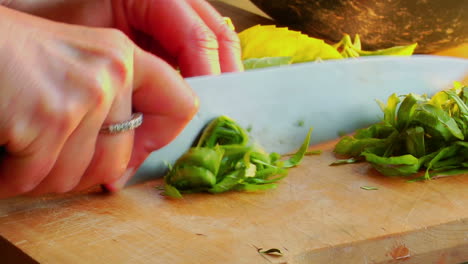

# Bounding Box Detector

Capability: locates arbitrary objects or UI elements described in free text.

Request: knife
[128,55,468,185]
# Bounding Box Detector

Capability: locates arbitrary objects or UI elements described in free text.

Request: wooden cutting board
[0,139,467,264]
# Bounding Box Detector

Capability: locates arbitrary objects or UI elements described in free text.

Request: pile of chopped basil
[163,116,313,198]
[333,82,468,180]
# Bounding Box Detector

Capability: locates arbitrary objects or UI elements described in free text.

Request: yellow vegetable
[238,25,343,63]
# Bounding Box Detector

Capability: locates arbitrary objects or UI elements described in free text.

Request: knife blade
[128,55,468,185]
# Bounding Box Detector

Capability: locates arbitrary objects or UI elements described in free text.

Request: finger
[27,112,99,195]
[103,48,198,191]
[121,0,221,77]
[73,68,134,192]
[188,0,244,73]
[0,120,69,198]
[0,149,58,199]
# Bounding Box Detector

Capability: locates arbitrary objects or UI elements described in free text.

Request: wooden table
[1,2,467,264]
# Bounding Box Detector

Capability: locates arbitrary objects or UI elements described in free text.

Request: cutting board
[0,139,467,264]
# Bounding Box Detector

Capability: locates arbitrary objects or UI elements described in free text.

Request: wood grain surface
[0,139,467,264]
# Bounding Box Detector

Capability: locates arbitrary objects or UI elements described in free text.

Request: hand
[0,6,198,197]
[6,0,244,77]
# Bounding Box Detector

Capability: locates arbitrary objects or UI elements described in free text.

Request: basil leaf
[209,170,244,194]
[283,128,313,168]
[362,152,421,176]
[413,104,464,140]
[330,158,360,166]
[334,136,388,157]
[405,126,426,158]
[377,93,400,127]
[397,93,425,130]
[360,186,379,190]
[258,248,283,256]
[163,184,183,199]
[357,43,418,56]
[197,115,249,148]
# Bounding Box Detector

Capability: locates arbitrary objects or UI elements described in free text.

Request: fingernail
[101,167,135,193]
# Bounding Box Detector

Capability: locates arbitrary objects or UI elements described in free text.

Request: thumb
[103,47,199,191]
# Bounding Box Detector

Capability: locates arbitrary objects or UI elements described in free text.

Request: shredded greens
[333,83,468,180]
[360,186,379,191]
[163,116,314,198]
[257,248,283,256]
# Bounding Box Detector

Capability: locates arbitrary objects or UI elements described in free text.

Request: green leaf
[283,128,313,168]
[330,157,360,166]
[243,56,293,70]
[445,90,468,121]
[357,43,418,56]
[360,186,379,190]
[306,150,322,155]
[163,184,183,199]
[197,115,249,148]
[430,168,468,178]
[257,248,283,256]
[424,144,461,179]
[378,94,400,127]
[362,152,421,176]
[208,170,244,194]
[405,126,426,158]
[234,183,278,192]
[413,104,464,140]
[397,93,425,130]
[334,136,388,157]
[166,147,224,191]
[354,123,395,139]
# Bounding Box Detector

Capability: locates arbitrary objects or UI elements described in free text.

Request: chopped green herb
[333,82,468,180]
[257,248,283,256]
[283,128,313,168]
[360,186,379,191]
[297,120,305,127]
[330,157,360,166]
[163,116,317,197]
[163,183,183,199]
[306,150,322,155]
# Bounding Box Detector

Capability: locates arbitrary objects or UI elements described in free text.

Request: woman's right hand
[0,6,198,198]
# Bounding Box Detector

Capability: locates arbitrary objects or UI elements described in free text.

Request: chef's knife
[129,55,468,185]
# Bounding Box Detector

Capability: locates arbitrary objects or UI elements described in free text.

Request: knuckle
[190,23,219,51]
[84,73,110,107]
[56,104,77,133]
[104,28,129,44]
[216,24,241,50]
[97,28,133,88]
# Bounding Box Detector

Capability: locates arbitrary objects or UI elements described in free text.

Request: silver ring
[100,113,143,134]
